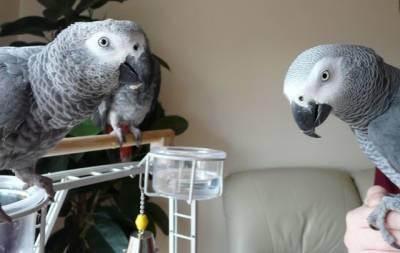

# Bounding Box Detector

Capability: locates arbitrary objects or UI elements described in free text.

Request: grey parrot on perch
[92,52,161,162]
[0,19,152,222]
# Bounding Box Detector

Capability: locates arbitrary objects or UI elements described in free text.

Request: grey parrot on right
[93,52,161,162]
[284,44,400,248]
[0,19,152,222]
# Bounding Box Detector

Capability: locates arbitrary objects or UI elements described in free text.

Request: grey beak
[119,51,152,88]
[291,102,332,138]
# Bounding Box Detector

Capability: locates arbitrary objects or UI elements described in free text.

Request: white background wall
[0,0,19,45]
[3,0,400,252]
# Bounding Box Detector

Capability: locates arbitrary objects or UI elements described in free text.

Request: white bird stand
[142,146,226,253]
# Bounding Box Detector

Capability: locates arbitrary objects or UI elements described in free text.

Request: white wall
[12,0,400,252]
[0,0,19,45]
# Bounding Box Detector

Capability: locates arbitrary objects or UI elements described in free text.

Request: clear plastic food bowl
[148,146,226,201]
[0,176,48,253]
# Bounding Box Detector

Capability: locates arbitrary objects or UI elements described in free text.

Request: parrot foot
[13,168,55,201]
[111,127,125,147]
[367,194,400,249]
[129,126,142,148]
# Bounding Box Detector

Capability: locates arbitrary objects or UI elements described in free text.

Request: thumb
[364,185,387,208]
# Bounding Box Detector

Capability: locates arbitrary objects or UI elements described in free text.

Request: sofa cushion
[223,168,363,253]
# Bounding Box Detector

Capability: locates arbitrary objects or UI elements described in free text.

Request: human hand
[344,186,400,252]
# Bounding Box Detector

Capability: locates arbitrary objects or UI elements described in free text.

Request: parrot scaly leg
[129,126,142,148]
[111,127,125,147]
[367,195,400,249]
[12,168,55,201]
[109,112,125,147]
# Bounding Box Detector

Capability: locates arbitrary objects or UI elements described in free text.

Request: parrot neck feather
[335,63,400,129]
[27,44,117,129]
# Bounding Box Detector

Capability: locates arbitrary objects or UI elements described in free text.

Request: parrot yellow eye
[321,70,330,81]
[98,37,110,47]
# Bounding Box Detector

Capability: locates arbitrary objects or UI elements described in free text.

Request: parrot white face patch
[85,31,146,65]
[284,56,344,107]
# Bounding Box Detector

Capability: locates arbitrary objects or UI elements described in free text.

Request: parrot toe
[367,195,400,249]
[13,169,55,201]
[111,127,125,147]
[130,126,142,148]
[37,175,55,201]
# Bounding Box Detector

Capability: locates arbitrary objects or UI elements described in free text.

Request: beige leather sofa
[223,168,374,253]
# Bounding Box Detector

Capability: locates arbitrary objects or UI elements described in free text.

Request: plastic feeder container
[0,176,48,253]
[146,146,226,201]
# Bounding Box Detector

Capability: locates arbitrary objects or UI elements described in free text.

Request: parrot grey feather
[368,101,400,185]
[94,54,161,137]
[0,47,42,139]
[0,19,152,221]
[284,44,400,248]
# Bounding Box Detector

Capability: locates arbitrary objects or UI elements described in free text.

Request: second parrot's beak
[291,102,332,138]
[119,51,152,88]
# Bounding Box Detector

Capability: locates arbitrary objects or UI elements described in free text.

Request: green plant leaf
[45,226,74,253]
[9,41,47,47]
[38,0,63,9]
[40,0,76,21]
[69,119,102,137]
[91,0,127,9]
[117,177,140,219]
[140,101,166,130]
[150,115,188,135]
[147,202,169,235]
[153,53,171,71]
[36,155,70,174]
[86,211,129,253]
[0,16,58,37]
[95,206,133,236]
[74,0,126,16]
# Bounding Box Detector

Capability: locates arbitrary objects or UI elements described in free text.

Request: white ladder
[169,198,197,253]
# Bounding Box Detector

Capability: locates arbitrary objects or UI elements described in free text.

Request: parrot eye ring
[98,37,110,47]
[321,70,330,81]
[298,96,304,102]
[133,44,139,51]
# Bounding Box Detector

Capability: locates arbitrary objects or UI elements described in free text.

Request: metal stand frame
[33,161,144,253]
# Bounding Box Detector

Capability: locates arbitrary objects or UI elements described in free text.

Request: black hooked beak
[291,102,332,138]
[119,50,152,89]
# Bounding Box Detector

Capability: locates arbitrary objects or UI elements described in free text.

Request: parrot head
[51,19,152,94]
[284,44,385,138]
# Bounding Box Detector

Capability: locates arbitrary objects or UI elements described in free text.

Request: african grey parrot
[92,53,161,162]
[0,19,152,221]
[284,44,400,248]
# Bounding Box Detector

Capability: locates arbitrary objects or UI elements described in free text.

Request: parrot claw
[130,126,142,148]
[111,128,125,147]
[13,169,55,201]
[367,195,400,249]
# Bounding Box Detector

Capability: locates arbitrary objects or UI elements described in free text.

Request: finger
[347,206,400,230]
[346,228,400,251]
[365,186,388,208]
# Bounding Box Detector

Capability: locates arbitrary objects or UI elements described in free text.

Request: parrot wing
[0,46,43,138]
[368,97,400,173]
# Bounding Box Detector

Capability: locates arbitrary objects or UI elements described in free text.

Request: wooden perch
[45,129,175,157]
